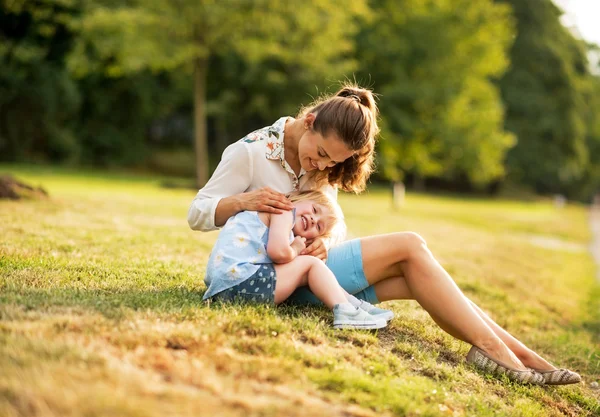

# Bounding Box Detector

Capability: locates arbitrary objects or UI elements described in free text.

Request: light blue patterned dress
[203,210,295,301]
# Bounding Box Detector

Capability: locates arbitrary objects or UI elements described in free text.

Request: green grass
[1,164,599,417]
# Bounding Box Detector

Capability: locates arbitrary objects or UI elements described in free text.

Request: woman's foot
[517,350,581,385]
[486,345,581,385]
[517,348,557,371]
[479,340,528,371]
[466,346,545,385]
[535,368,582,385]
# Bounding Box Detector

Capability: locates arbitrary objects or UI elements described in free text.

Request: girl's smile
[300,214,309,230]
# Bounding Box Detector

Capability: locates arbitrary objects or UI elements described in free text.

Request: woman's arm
[215,187,293,228]
[187,142,293,231]
[266,212,306,264]
[188,143,251,231]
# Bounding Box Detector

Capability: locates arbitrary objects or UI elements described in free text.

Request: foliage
[0,0,81,162]
[67,0,369,186]
[567,69,600,201]
[1,0,600,199]
[74,71,180,166]
[497,0,592,194]
[358,0,515,187]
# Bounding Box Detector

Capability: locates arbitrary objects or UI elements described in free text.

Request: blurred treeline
[2,0,600,200]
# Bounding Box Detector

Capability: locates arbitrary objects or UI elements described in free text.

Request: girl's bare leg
[358,232,528,370]
[372,276,556,370]
[274,256,347,308]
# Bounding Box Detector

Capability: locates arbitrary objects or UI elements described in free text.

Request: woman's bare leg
[274,256,347,308]
[372,276,556,370]
[359,232,527,370]
[468,302,556,370]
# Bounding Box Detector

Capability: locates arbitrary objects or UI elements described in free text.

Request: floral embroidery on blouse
[237,117,305,191]
[240,131,266,143]
[265,128,284,164]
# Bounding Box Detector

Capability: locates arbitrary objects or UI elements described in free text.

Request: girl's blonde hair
[297,82,380,194]
[286,190,344,239]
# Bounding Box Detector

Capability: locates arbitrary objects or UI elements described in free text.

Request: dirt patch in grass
[0,175,48,200]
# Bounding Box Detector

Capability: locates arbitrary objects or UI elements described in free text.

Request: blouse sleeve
[187,142,253,231]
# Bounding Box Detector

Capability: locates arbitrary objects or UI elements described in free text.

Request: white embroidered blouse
[187,117,340,234]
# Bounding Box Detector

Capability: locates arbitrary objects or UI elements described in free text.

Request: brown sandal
[466,346,545,385]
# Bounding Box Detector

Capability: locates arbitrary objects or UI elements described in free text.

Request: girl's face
[297,113,355,172]
[292,200,332,240]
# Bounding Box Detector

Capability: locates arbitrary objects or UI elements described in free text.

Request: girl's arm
[266,212,305,264]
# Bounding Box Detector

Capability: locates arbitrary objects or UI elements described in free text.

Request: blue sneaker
[357,300,394,322]
[333,303,387,329]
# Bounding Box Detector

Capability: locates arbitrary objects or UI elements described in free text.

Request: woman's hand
[301,237,328,262]
[240,187,294,213]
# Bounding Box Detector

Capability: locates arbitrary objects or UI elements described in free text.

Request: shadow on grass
[0,285,461,363]
[0,286,339,326]
[0,287,209,319]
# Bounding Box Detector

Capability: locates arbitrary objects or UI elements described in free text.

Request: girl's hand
[291,236,307,255]
[240,187,294,213]
[301,237,328,262]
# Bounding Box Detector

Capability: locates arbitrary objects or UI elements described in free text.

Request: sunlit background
[1,0,600,201]
[2,3,600,415]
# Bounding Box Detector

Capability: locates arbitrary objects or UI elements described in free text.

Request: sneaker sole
[333,320,387,330]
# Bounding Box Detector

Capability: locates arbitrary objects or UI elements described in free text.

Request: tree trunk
[392,181,405,209]
[194,57,209,188]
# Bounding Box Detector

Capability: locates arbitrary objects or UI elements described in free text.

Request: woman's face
[297,114,355,172]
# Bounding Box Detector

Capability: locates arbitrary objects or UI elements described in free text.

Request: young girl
[203,190,387,329]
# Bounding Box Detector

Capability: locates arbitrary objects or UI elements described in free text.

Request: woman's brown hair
[298,83,380,193]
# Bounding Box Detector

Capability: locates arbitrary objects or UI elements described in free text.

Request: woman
[188,84,580,385]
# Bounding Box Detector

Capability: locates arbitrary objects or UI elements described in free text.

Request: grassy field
[1,164,599,417]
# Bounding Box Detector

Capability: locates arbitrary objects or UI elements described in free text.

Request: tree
[497,0,591,193]
[357,0,515,188]
[68,0,369,187]
[0,0,81,162]
[568,44,600,201]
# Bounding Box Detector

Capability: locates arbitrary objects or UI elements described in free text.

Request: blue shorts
[286,239,379,305]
